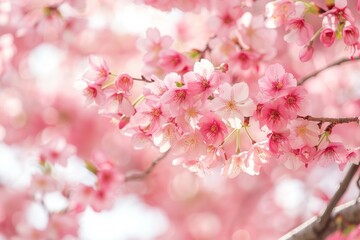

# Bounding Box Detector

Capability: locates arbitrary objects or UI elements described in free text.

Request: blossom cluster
[81,55,360,178]
[266,0,360,60]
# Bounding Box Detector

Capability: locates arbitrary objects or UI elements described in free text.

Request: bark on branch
[280,164,360,240]
[297,57,360,86]
[124,150,170,182]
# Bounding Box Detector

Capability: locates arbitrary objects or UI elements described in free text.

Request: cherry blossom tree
[1,0,360,239]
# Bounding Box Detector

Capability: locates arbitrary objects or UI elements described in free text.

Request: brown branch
[298,115,359,125]
[197,35,216,59]
[297,57,360,86]
[124,150,170,182]
[280,164,360,240]
[132,75,154,83]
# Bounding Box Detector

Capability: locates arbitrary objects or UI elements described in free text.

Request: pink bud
[343,24,359,46]
[219,63,229,73]
[320,29,336,47]
[115,74,133,92]
[299,45,314,62]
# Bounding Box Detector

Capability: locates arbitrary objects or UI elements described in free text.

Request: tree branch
[298,115,360,125]
[297,57,360,86]
[124,150,170,182]
[280,164,360,240]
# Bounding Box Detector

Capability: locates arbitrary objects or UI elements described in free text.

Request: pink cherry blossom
[298,145,317,167]
[209,82,256,128]
[265,0,295,28]
[138,28,173,65]
[115,74,133,94]
[160,73,191,116]
[258,99,291,131]
[320,15,338,48]
[283,86,307,119]
[342,22,359,46]
[268,130,290,154]
[222,152,248,178]
[208,0,243,36]
[288,119,320,149]
[158,49,188,73]
[82,55,110,85]
[316,142,348,167]
[199,113,228,146]
[131,101,168,134]
[172,131,207,159]
[185,59,221,101]
[258,63,297,99]
[237,12,277,54]
[230,50,260,71]
[281,150,303,170]
[100,92,135,117]
[153,123,180,152]
[82,84,106,106]
[284,18,314,46]
[39,138,76,166]
[242,141,272,175]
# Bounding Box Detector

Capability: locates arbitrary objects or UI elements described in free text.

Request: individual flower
[268,130,290,154]
[172,131,207,159]
[282,86,307,119]
[82,84,106,106]
[82,55,109,85]
[342,22,359,46]
[230,50,260,71]
[316,142,348,167]
[258,98,291,131]
[288,119,320,149]
[208,0,243,36]
[138,28,173,64]
[198,113,228,146]
[209,82,256,128]
[158,49,188,73]
[298,145,317,167]
[160,72,191,116]
[153,123,180,152]
[185,59,221,101]
[284,18,314,46]
[131,101,168,134]
[243,141,272,175]
[39,138,76,166]
[280,150,303,170]
[237,12,277,54]
[100,92,135,117]
[265,0,295,28]
[258,63,297,99]
[222,152,248,178]
[320,15,338,48]
[115,74,133,94]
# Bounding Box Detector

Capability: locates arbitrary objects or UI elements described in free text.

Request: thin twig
[124,150,170,182]
[297,57,360,85]
[298,115,360,125]
[280,164,360,240]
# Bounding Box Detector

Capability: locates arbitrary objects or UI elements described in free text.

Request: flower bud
[343,23,359,46]
[299,45,314,62]
[115,74,133,92]
[320,29,335,47]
